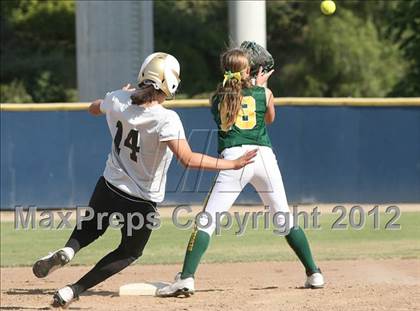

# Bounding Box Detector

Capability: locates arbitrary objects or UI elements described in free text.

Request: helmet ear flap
[163,55,180,96]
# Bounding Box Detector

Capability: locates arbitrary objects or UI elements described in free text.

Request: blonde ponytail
[215,49,251,130]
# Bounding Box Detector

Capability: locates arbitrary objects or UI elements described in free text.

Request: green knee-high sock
[285,227,319,275]
[181,229,210,279]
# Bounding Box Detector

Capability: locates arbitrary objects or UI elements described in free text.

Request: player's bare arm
[265,88,275,124]
[166,139,257,170]
[254,67,275,123]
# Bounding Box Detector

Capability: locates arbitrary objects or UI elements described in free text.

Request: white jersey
[100,90,185,203]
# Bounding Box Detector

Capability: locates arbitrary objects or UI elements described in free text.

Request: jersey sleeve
[99,92,112,113]
[159,111,186,141]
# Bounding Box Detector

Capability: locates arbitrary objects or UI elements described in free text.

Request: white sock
[57,286,74,302]
[61,247,75,261]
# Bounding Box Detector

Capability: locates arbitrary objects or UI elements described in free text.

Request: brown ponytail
[130,83,165,105]
[215,49,251,130]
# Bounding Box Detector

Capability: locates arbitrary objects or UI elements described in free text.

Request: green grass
[1,212,419,267]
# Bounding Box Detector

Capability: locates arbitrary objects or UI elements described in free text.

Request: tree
[265,1,310,96]
[0,80,33,103]
[277,8,405,97]
[338,0,398,38]
[154,0,228,97]
[0,0,76,102]
[0,0,412,101]
[387,0,420,96]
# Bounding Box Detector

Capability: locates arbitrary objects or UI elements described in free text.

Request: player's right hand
[256,67,274,86]
[122,83,136,91]
[234,149,258,169]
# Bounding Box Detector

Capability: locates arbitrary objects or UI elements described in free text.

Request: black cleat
[33,250,70,278]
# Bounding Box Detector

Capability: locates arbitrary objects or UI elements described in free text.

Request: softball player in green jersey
[158,48,324,297]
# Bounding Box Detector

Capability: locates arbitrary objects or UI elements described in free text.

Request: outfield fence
[1,98,420,208]
[1,97,420,111]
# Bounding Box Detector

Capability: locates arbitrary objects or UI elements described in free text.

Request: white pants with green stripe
[198,145,294,236]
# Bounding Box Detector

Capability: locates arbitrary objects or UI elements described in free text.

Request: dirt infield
[1,259,419,311]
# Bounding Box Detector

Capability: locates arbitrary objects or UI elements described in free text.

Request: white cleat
[52,286,78,308]
[32,248,73,278]
[305,271,325,288]
[157,273,195,297]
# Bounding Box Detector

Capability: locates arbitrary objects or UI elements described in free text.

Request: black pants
[65,176,157,295]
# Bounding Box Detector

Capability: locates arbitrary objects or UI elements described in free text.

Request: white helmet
[137,52,180,97]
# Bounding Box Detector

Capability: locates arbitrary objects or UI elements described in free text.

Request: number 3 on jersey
[114,121,140,162]
[235,96,256,130]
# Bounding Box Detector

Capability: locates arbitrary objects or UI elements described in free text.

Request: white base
[119,282,170,296]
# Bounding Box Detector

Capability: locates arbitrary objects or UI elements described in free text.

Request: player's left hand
[233,149,258,169]
[256,67,274,86]
[88,99,104,116]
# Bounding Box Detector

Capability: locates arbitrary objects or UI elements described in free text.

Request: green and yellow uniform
[180,85,320,282]
[211,86,272,153]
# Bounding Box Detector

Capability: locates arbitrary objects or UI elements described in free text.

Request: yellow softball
[320,0,336,15]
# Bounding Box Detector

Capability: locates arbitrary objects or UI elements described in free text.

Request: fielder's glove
[240,41,274,77]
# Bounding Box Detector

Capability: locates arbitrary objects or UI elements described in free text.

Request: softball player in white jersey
[32,52,257,308]
[158,48,324,297]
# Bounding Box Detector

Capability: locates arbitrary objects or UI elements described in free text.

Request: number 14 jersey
[100,90,185,203]
[211,86,272,154]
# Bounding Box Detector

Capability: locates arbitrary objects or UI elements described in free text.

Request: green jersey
[211,86,272,153]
